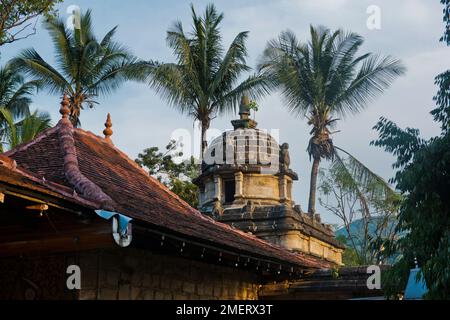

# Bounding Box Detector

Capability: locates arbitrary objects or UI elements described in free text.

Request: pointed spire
[231,95,257,129]
[59,93,70,119]
[239,95,250,120]
[103,113,113,143]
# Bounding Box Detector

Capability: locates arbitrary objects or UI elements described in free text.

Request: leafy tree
[319,162,400,265]
[0,107,52,151]
[146,4,271,156]
[136,140,199,208]
[259,26,405,215]
[12,9,144,126]
[0,0,62,46]
[371,1,450,299]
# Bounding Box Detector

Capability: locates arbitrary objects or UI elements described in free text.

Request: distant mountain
[336,217,399,264]
[335,216,396,242]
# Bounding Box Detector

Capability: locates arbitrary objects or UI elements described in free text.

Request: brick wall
[78,248,260,300]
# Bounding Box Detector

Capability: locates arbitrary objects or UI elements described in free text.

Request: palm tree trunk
[308,156,320,215]
[201,122,208,159]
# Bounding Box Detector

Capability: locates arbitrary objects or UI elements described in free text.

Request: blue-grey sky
[1,0,448,225]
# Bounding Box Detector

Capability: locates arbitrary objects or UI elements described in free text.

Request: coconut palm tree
[0,62,39,119]
[0,108,52,152]
[259,26,405,215]
[12,9,144,126]
[147,4,271,155]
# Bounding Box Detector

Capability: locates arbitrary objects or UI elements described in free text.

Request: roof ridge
[58,119,115,210]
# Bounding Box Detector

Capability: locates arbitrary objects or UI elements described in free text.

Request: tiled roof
[0,155,98,209]
[3,116,333,269]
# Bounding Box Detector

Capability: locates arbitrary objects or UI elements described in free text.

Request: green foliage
[0,61,47,152]
[136,140,199,208]
[0,62,39,117]
[259,25,405,213]
[440,0,449,45]
[371,3,450,298]
[319,155,400,266]
[146,3,271,154]
[372,123,450,299]
[0,0,62,46]
[0,107,52,151]
[11,9,144,126]
[247,100,259,112]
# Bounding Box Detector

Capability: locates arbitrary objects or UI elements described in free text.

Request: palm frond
[11,48,70,95]
[43,15,75,80]
[214,73,273,115]
[0,63,38,118]
[333,55,406,117]
[334,146,398,200]
[0,108,18,148]
[10,10,142,125]
[209,31,250,97]
[0,108,52,151]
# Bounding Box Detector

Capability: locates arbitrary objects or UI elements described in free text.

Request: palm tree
[0,62,39,119]
[12,9,143,126]
[259,26,405,215]
[0,108,52,152]
[147,4,271,155]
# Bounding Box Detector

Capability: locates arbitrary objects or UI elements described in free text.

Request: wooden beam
[25,204,49,211]
[0,231,115,257]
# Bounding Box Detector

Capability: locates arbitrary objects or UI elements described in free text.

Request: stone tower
[194,97,344,265]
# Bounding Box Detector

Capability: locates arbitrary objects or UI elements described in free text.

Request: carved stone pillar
[279,175,287,203]
[213,175,222,202]
[234,171,244,202]
[213,175,223,216]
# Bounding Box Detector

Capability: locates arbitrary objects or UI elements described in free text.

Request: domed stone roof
[204,127,280,169]
[201,96,295,178]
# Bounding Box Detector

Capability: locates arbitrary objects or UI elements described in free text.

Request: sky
[1,0,448,225]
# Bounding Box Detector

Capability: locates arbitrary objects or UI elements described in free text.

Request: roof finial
[239,95,250,120]
[231,95,257,129]
[103,113,113,143]
[59,93,70,119]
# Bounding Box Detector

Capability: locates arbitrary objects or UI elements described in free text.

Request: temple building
[0,96,335,300]
[195,96,344,265]
[0,96,375,301]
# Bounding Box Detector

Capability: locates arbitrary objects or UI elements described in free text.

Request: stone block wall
[78,248,260,300]
[260,231,343,265]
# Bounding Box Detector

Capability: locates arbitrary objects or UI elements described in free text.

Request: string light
[201,248,205,259]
